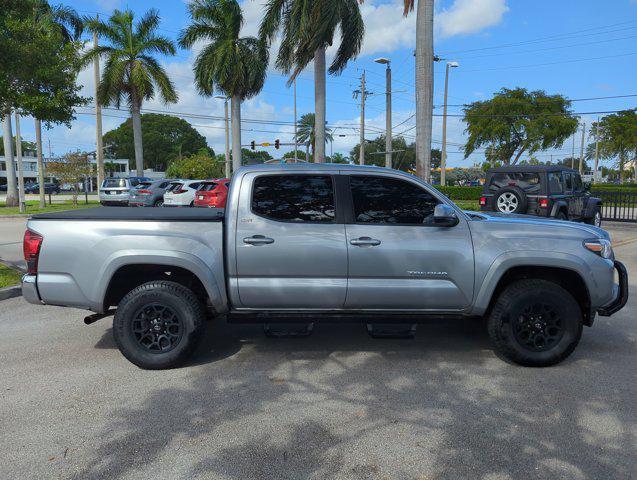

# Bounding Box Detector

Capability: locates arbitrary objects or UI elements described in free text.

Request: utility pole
[594,117,600,183]
[14,112,25,213]
[223,98,230,177]
[293,79,298,161]
[571,127,576,169]
[354,71,367,165]
[93,15,105,193]
[579,121,586,174]
[440,61,459,186]
[374,58,393,168]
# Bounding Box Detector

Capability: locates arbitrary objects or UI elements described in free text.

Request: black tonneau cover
[31,206,225,221]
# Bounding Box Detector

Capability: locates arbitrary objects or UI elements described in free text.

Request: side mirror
[433,204,459,227]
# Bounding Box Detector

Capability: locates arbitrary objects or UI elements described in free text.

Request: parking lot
[0,222,636,480]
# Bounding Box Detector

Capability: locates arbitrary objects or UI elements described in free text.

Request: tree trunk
[2,110,18,206]
[633,151,637,181]
[130,102,144,177]
[231,95,242,171]
[35,119,46,208]
[314,47,326,163]
[414,0,434,181]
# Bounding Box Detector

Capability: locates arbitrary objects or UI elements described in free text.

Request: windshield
[102,178,127,188]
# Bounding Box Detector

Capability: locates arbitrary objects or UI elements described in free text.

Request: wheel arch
[474,255,594,326]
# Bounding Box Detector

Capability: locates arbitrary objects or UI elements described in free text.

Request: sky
[13,0,637,169]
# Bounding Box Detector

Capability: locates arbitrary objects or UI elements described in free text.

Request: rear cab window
[252,175,335,223]
[488,172,541,194]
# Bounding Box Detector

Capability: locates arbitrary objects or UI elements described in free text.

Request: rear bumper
[21,275,42,305]
[597,261,628,316]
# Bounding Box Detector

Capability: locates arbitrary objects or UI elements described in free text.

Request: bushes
[434,185,483,200]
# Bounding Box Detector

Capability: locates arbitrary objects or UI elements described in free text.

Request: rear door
[343,174,474,311]
[234,173,347,309]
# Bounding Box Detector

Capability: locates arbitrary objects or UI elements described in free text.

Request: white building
[0,153,130,190]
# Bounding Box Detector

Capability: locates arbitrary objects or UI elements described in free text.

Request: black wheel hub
[132,303,183,353]
[512,302,564,352]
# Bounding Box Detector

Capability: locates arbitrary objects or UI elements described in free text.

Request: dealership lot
[0,224,635,479]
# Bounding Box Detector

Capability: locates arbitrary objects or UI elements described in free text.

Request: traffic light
[250,140,255,150]
[275,139,280,149]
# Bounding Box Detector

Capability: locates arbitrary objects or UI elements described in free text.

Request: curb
[0,285,21,301]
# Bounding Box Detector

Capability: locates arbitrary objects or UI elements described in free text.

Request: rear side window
[252,175,335,223]
[489,172,541,193]
[548,172,563,194]
[349,175,440,225]
[199,183,218,191]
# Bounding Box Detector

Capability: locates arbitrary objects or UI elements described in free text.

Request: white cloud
[437,0,509,38]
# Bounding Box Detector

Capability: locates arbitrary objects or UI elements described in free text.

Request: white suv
[162,180,204,207]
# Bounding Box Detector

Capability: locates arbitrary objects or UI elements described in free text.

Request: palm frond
[136,8,160,42]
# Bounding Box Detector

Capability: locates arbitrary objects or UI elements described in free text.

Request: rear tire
[487,279,583,367]
[113,281,205,369]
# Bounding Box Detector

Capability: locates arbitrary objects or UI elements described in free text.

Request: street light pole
[359,70,366,165]
[440,61,458,186]
[294,79,298,161]
[579,121,586,174]
[375,58,392,168]
[14,112,25,213]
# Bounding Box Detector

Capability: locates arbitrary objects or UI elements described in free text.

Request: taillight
[479,196,487,206]
[539,198,549,208]
[23,229,43,275]
[137,189,151,195]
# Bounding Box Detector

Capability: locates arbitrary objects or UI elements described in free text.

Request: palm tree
[403,0,434,181]
[83,9,178,177]
[179,0,268,172]
[260,0,364,164]
[295,113,333,161]
[31,0,83,208]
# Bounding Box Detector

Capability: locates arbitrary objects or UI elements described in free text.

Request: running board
[263,323,314,338]
[366,323,417,339]
[84,309,116,325]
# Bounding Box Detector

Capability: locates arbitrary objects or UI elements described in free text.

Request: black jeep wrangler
[480,166,602,227]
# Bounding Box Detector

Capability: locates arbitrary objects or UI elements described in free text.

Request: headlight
[583,238,613,259]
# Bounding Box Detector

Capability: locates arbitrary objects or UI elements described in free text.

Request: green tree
[349,134,440,172]
[103,114,211,172]
[463,88,578,165]
[83,9,178,177]
[179,0,268,173]
[592,110,637,183]
[294,113,334,161]
[0,137,36,156]
[46,151,94,205]
[330,152,349,164]
[241,148,273,164]
[165,150,224,179]
[260,0,364,163]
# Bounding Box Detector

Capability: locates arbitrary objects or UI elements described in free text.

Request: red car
[194,178,230,208]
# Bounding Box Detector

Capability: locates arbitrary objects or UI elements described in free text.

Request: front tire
[487,279,583,367]
[113,281,205,369]
[584,207,602,228]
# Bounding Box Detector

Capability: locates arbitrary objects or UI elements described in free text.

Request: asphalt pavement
[0,224,636,480]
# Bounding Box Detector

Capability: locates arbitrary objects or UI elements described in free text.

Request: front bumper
[597,261,628,316]
[21,274,42,305]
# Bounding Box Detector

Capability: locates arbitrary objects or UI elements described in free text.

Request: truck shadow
[76,316,636,480]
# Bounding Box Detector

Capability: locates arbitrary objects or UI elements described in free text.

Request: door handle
[243,235,274,245]
[350,236,381,247]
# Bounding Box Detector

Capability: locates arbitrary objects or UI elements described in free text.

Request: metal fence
[595,191,637,223]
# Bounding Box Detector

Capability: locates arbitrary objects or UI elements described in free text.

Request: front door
[234,173,347,309]
[564,172,585,218]
[344,174,474,311]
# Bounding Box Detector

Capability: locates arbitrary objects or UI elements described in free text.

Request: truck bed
[31,206,225,221]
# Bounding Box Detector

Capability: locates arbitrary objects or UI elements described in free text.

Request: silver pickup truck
[21,164,628,369]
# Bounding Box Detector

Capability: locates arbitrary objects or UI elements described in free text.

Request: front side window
[564,173,573,191]
[548,172,563,194]
[573,174,583,192]
[350,175,441,225]
[252,175,335,223]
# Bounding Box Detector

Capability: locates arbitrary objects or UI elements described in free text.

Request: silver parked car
[129,179,177,207]
[99,177,152,206]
